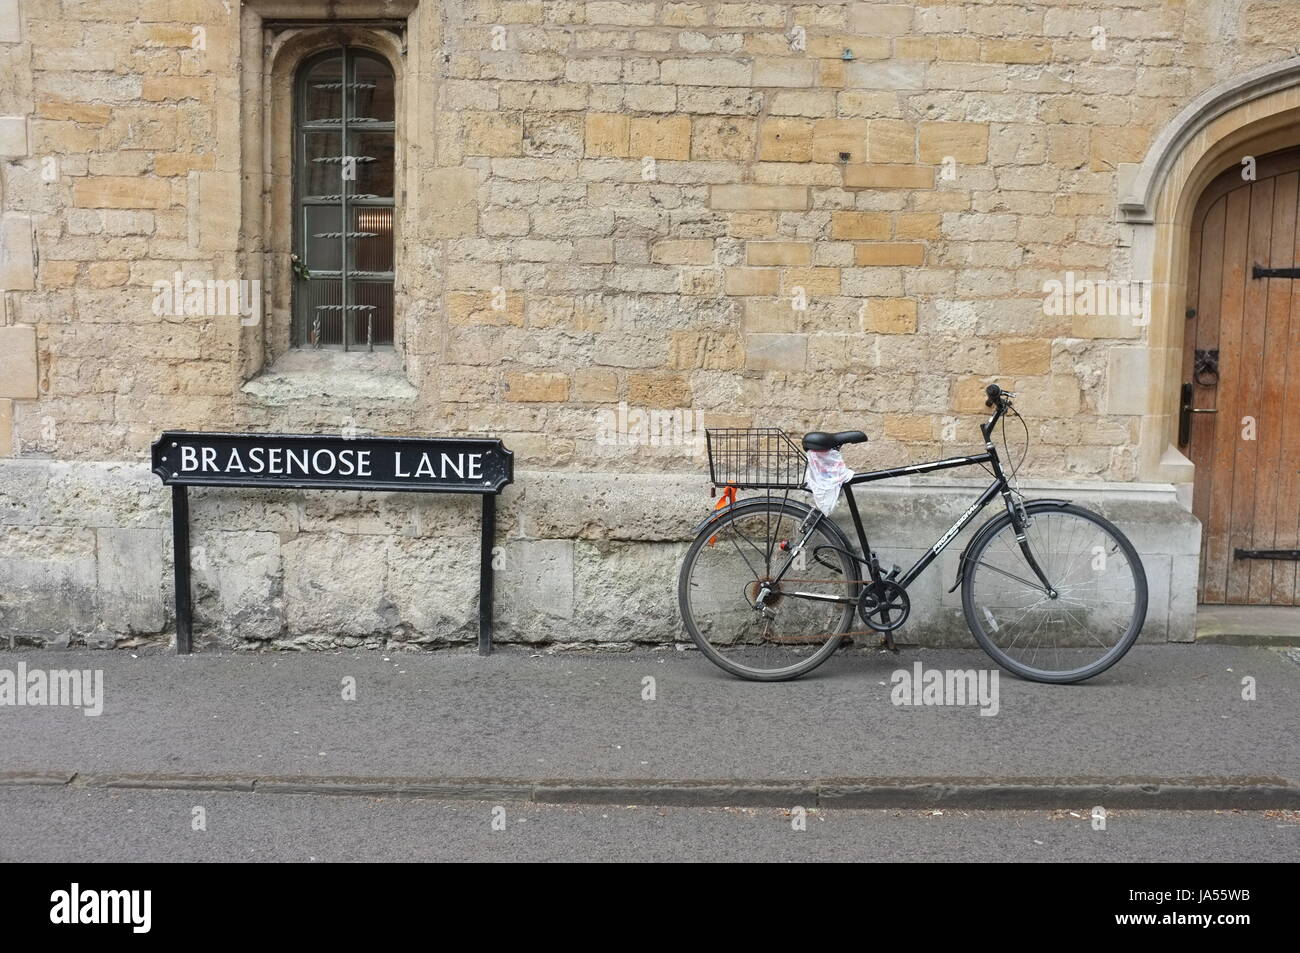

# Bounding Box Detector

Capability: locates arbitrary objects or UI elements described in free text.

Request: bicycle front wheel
[678,499,858,681]
[961,502,1147,683]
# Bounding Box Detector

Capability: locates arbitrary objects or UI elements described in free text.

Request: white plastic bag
[805,449,855,515]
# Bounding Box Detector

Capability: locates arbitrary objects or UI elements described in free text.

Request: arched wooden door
[1184,148,1300,605]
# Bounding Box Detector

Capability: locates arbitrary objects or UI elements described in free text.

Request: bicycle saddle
[801,430,867,451]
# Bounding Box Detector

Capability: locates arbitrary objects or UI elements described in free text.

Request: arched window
[293,47,395,350]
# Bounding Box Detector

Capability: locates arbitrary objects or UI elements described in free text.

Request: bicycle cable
[974,399,1030,496]
[1003,403,1030,500]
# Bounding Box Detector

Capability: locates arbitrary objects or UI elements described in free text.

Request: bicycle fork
[1004,491,1059,599]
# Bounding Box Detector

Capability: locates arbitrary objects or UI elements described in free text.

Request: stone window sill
[241,349,417,405]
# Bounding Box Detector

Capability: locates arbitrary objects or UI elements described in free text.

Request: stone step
[1194,605,1300,646]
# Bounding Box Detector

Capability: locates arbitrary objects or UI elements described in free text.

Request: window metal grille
[293,47,396,350]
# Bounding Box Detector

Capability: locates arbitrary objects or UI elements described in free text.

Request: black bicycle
[677,385,1148,683]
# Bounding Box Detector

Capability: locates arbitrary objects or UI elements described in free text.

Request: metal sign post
[151,431,514,656]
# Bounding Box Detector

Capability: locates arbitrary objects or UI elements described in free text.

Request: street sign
[150,431,513,656]
[151,431,512,494]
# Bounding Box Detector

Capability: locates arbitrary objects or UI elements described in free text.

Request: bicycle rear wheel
[961,501,1147,683]
[678,499,858,681]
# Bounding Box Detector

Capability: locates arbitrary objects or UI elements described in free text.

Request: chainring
[856,580,910,632]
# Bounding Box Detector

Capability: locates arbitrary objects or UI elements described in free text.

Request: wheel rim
[682,505,855,677]
[967,510,1143,679]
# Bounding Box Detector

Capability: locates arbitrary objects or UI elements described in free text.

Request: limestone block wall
[3,0,1278,646]
[0,459,1198,649]
[0,0,1290,476]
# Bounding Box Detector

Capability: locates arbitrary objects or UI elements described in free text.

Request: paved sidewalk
[1,644,1298,808]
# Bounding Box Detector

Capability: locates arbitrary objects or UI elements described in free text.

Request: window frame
[239,11,413,378]
[291,45,397,352]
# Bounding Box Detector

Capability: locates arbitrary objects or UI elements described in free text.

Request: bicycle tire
[961,501,1148,683]
[678,497,859,681]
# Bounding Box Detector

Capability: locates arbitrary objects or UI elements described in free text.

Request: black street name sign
[151,430,513,656]
[151,431,513,494]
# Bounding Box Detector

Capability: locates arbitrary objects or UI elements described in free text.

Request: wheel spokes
[968,510,1141,678]
[683,505,857,675]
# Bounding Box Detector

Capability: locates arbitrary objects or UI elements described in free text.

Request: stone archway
[1117,56,1300,489]
[1120,57,1300,630]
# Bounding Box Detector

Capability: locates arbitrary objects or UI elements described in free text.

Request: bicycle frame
[765,398,1044,600]
[839,451,1007,591]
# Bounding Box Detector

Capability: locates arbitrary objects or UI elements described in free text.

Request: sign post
[151,431,513,656]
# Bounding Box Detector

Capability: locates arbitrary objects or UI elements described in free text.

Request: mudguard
[689,494,860,574]
[688,494,816,537]
[948,497,1073,593]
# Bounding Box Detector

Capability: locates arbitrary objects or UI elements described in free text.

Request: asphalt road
[0,786,1296,862]
[1,645,1297,786]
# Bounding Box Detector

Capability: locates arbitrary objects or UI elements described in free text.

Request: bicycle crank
[857,580,910,633]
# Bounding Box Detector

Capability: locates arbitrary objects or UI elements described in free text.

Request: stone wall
[0,460,1198,649]
[3,0,1279,646]
[0,0,1291,475]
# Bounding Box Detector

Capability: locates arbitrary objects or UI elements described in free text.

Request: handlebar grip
[985,383,1002,408]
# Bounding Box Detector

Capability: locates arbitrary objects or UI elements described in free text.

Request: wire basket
[705,428,807,489]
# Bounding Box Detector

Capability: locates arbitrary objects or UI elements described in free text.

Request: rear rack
[705,428,807,489]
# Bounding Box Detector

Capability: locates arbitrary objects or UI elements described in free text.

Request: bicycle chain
[755,579,896,645]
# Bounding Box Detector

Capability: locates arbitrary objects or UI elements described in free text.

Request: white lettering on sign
[176,445,476,483]
[392,451,483,481]
[179,446,222,473]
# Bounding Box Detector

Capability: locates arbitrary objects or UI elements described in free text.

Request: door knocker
[1193,349,1219,387]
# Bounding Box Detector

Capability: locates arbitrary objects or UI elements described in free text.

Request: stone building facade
[1,0,1297,648]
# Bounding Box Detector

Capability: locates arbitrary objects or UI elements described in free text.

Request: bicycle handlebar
[981,384,1017,442]
[985,384,1016,408]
